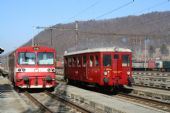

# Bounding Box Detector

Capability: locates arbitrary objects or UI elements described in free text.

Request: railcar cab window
[103,54,111,66]
[18,52,36,65]
[72,57,77,67]
[38,52,54,65]
[89,55,94,67]
[64,58,68,67]
[83,56,86,67]
[95,55,99,66]
[77,56,81,67]
[68,57,72,67]
[122,55,130,67]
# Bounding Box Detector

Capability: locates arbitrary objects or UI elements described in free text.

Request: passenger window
[95,55,99,66]
[68,57,72,67]
[73,57,76,67]
[103,54,111,66]
[89,56,94,67]
[122,55,130,67]
[77,56,81,67]
[114,54,119,59]
[83,56,86,67]
[65,58,68,67]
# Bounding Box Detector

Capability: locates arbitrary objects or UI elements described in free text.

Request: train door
[77,56,82,81]
[86,54,100,84]
[87,55,95,82]
[112,53,122,85]
[82,55,88,81]
[103,53,112,84]
[121,53,131,85]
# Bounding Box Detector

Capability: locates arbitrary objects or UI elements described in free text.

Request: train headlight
[47,68,55,72]
[127,71,130,75]
[51,69,55,72]
[16,68,26,72]
[22,68,26,72]
[18,68,21,72]
[47,68,51,72]
[104,71,107,76]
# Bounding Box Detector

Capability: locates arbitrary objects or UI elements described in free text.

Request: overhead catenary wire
[134,0,169,14]
[84,0,170,38]
[127,0,170,29]
[66,0,101,22]
[95,0,134,19]
[78,30,169,38]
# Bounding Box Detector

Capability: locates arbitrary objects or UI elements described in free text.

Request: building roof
[64,47,131,56]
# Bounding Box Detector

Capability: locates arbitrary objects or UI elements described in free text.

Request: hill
[24,11,170,61]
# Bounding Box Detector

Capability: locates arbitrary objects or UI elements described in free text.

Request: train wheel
[48,87,55,92]
[14,86,22,93]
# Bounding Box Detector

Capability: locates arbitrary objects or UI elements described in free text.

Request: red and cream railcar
[64,47,132,90]
[8,46,57,89]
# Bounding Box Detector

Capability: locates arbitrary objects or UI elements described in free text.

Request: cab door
[87,55,95,82]
[112,53,122,84]
[103,53,112,84]
[121,53,131,84]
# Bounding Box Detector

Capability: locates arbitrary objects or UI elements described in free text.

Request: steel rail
[116,93,170,112]
[24,92,53,113]
[45,91,92,113]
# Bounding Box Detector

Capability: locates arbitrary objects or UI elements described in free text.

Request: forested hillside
[24,11,170,61]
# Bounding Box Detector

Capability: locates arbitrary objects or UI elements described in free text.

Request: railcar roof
[16,46,55,52]
[64,47,131,56]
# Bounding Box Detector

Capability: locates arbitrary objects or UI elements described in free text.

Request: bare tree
[148,45,155,57]
[160,43,169,56]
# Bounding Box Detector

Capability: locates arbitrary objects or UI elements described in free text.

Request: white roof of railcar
[64,47,131,56]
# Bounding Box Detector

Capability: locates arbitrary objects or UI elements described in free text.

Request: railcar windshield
[38,52,54,65]
[103,54,111,66]
[18,52,36,65]
[122,55,130,67]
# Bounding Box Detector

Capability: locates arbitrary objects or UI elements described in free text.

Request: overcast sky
[0,0,170,55]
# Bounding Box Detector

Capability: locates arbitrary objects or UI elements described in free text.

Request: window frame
[95,55,99,67]
[103,54,112,67]
[83,55,87,67]
[122,54,130,67]
[18,52,36,65]
[37,52,54,65]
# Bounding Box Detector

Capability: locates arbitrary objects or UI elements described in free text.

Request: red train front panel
[99,52,132,86]
[14,46,56,88]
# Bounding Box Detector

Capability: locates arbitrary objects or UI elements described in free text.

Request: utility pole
[144,37,147,71]
[50,29,53,47]
[36,23,78,49]
[32,38,34,46]
[75,21,78,50]
[36,26,55,47]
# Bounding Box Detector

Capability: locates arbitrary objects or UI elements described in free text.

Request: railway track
[133,84,170,91]
[133,71,170,77]
[24,91,93,113]
[115,93,170,112]
[24,92,53,113]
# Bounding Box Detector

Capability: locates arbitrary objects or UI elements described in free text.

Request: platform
[0,76,30,113]
[55,83,167,113]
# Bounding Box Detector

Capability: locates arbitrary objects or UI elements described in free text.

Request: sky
[0,0,170,55]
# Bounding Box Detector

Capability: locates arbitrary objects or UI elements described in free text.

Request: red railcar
[8,46,57,89]
[148,60,156,70]
[64,47,132,91]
